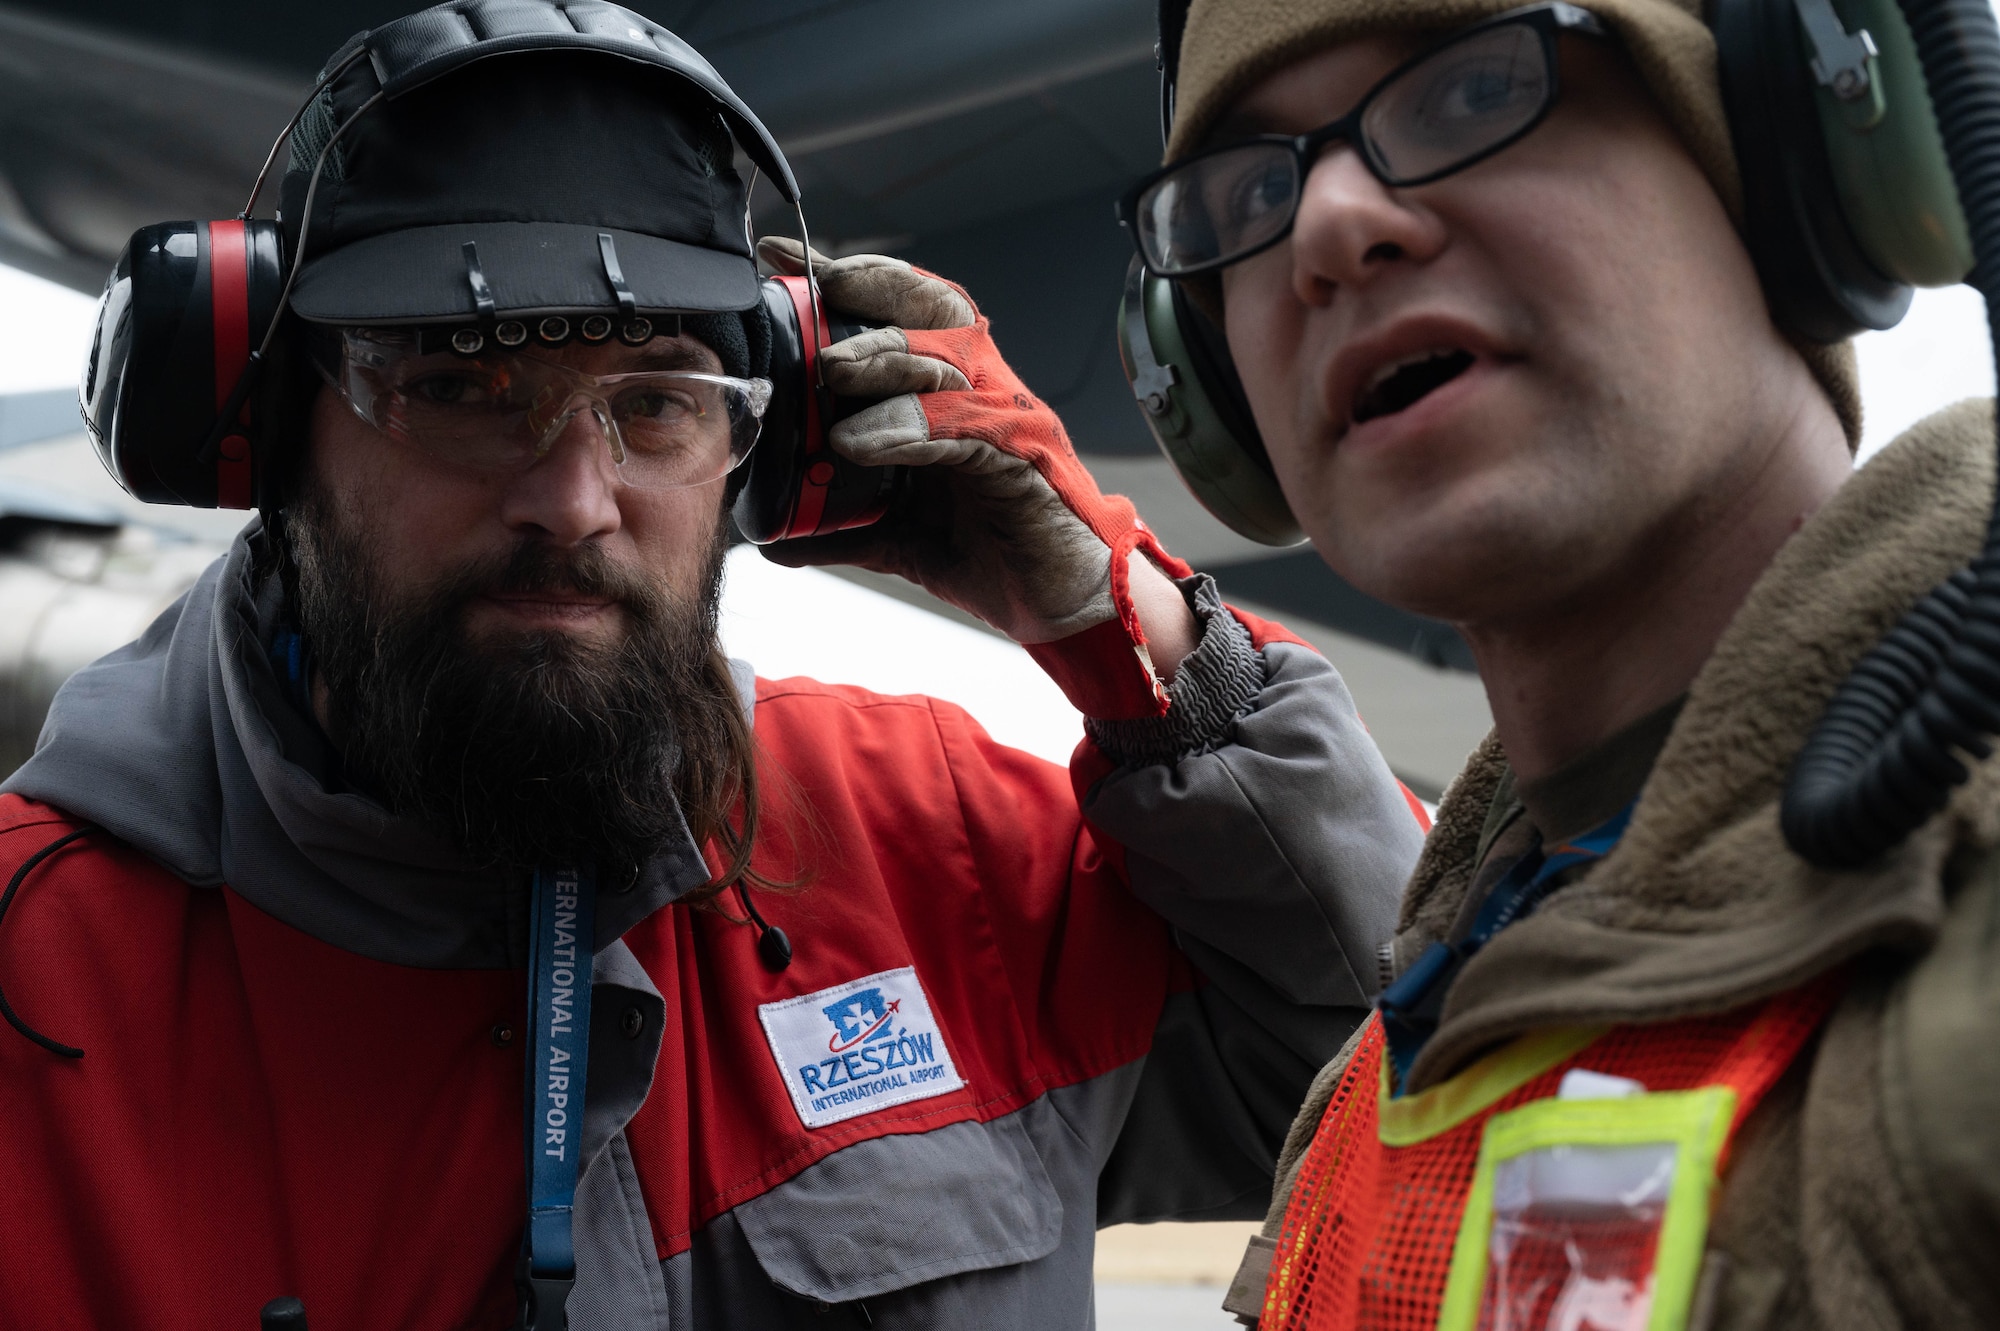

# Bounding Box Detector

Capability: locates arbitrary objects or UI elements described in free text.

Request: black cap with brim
[289,221,761,324]
[278,3,779,329]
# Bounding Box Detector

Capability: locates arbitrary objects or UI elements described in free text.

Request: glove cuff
[1025,526,1196,720]
[1025,617,1168,720]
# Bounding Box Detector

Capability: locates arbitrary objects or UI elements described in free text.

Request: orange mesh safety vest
[1261,978,1841,1331]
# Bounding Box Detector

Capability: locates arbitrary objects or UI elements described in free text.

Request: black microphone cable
[1782,0,2000,866]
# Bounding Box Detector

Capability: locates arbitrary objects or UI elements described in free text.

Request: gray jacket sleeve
[1079,577,1422,1224]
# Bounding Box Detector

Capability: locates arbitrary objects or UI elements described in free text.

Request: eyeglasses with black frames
[1120,1,1610,278]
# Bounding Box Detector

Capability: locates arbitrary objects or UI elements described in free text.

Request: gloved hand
[758,238,1195,718]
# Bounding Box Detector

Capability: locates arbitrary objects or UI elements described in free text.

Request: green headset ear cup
[1717,0,1914,339]
[1115,257,1305,547]
[1813,0,1972,285]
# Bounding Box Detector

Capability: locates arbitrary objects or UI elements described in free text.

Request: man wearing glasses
[0,4,1430,1328]
[1133,0,2000,1327]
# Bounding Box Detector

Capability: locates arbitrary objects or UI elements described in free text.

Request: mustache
[435,539,673,624]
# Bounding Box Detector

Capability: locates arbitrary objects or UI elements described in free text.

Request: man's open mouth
[1351,349,1476,426]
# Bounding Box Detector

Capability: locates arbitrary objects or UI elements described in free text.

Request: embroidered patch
[758,967,965,1130]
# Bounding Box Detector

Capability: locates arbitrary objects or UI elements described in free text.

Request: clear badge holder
[1485,1138,1676,1329]
[1435,1079,1738,1331]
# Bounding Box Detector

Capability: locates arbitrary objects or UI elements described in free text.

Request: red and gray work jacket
[0,536,1425,1330]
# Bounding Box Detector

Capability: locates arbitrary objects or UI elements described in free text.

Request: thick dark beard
[285,483,738,879]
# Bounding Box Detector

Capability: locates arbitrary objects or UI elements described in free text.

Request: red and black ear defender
[732,277,902,543]
[82,220,286,509]
[81,220,892,527]
[1121,0,1971,546]
[77,3,902,538]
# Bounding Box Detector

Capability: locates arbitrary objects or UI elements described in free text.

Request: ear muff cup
[1115,257,1304,547]
[1803,0,1971,286]
[82,219,286,509]
[732,275,905,545]
[1715,0,1969,340]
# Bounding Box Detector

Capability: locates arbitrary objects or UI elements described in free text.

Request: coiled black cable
[0,826,95,1058]
[1782,0,2000,866]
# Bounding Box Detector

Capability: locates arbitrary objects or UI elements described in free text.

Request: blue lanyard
[519,865,595,1330]
[1378,801,1634,1092]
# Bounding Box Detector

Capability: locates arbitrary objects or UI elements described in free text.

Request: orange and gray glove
[758,239,1192,719]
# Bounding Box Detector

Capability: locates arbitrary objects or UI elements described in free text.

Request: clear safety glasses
[324,329,774,490]
[1120,1,1608,277]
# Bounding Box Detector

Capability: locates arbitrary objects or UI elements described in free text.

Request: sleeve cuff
[1083,575,1265,767]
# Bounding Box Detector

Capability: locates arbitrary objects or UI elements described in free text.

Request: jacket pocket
[733,1114,1064,1303]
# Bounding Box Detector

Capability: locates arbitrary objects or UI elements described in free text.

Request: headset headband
[1157,0,1192,145]
[258,1,816,421]
[333,0,800,203]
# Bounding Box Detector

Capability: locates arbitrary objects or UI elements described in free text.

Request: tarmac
[1093,1221,1256,1330]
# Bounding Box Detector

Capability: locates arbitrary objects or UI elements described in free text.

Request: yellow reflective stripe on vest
[1377,1026,1605,1147]
[1435,1087,1738,1331]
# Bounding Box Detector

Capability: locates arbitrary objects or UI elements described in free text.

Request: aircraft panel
[0,0,1496,709]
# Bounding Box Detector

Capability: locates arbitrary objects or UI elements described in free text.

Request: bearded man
[0,4,1425,1330]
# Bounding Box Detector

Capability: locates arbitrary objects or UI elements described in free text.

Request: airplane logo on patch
[822,987,903,1053]
[760,967,964,1129]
